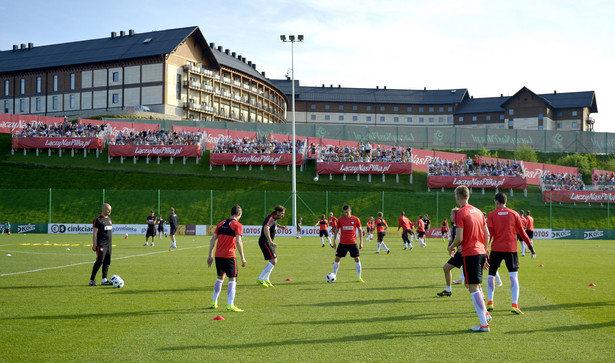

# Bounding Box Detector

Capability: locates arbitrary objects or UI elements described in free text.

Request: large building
[0,26,287,123]
[0,26,598,131]
[271,80,597,131]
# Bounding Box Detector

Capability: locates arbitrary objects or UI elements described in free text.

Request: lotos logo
[584,230,604,240]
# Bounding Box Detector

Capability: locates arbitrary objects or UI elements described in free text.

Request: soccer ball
[111,274,124,288]
[314,176,319,181]
[326,272,336,283]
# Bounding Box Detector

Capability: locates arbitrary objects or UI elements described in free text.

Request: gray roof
[454,96,509,114]
[209,46,273,86]
[0,26,201,73]
[271,79,468,105]
[539,91,597,113]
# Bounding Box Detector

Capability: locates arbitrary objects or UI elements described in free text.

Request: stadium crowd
[211,137,305,154]
[314,145,412,163]
[112,130,203,146]
[541,172,586,191]
[17,122,104,138]
[593,172,615,190]
[428,157,525,176]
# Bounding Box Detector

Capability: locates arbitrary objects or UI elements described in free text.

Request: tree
[513,145,538,162]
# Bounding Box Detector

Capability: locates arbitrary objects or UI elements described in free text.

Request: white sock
[381,242,389,252]
[521,242,527,254]
[410,235,414,242]
[445,285,451,293]
[355,262,362,277]
[320,237,324,245]
[213,278,223,302]
[376,243,381,252]
[227,281,236,306]
[510,271,520,304]
[328,237,332,245]
[333,262,339,275]
[496,271,502,284]
[471,290,489,326]
[259,262,274,280]
[487,275,496,301]
[264,263,275,281]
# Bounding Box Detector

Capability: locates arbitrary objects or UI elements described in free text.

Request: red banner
[317,162,412,175]
[542,190,615,203]
[108,144,201,157]
[411,149,466,172]
[12,137,103,149]
[1,114,66,134]
[427,175,526,189]
[210,153,303,165]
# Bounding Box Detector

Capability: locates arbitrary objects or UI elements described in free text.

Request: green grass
[1,233,614,362]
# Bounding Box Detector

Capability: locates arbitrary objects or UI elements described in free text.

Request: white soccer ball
[112,275,124,288]
[314,176,319,181]
[326,272,336,283]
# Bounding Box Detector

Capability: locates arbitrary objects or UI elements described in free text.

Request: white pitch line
[0,245,206,276]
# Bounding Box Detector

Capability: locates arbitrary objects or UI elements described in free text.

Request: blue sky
[2,0,614,132]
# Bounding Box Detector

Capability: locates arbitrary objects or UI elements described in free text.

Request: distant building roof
[0,26,204,73]
[454,96,510,114]
[209,45,271,85]
[270,79,468,105]
[539,91,598,113]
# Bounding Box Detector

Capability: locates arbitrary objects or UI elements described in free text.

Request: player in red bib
[525,210,535,254]
[315,214,333,248]
[517,209,529,256]
[374,212,390,254]
[398,211,415,250]
[207,204,246,312]
[441,218,449,242]
[486,193,536,315]
[448,185,491,332]
[416,216,426,247]
[328,212,339,242]
[330,205,365,283]
[366,217,375,241]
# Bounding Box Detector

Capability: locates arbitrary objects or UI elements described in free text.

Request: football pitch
[1,234,614,362]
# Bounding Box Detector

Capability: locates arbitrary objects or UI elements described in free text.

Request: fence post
[210,189,214,226]
[325,190,328,214]
[103,188,106,204]
[549,192,552,229]
[382,191,385,215]
[436,192,439,227]
[264,190,267,218]
[48,188,52,224]
[157,189,161,217]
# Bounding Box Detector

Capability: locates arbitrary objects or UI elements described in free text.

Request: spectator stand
[314,141,413,183]
[540,170,615,206]
[11,118,106,158]
[427,156,527,196]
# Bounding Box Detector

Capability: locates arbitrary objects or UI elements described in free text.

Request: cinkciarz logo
[51,224,67,233]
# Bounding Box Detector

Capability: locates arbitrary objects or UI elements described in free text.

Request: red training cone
[213,316,225,320]
[588,283,596,287]
[285,278,293,281]
[539,264,544,267]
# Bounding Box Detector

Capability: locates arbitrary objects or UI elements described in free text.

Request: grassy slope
[1,234,614,362]
[1,133,613,228]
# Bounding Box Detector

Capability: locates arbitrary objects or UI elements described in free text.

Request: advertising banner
[317,162,412,175]
[427,176,526,189]
[48,223,93,234]
[532,229,551,240]
[13,223,47,234]
[108,144,201,157]
[542,190,615,203]
[210,153,303,165]
[12,137,104,149]
[0,114,65,134]
[241,225,295,237]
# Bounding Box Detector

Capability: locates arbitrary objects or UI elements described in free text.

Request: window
[419,117,424,123]
[508,109,514,115]
[20,78,25,94]
[324,115,330,120]
[447,117,453,123]
[380,116,385,122]
[538,125,543,130]
[509,120,514,127]
[394,106,398,112]
[4,100,8,113]
[538,113,543,120]
[311,104,316,110]
[70,94,75,108]
[53,75,58,91]
[112,93,119,103]
[486,115,491,121]
[394,117,399,122]
[459,117,464,122]
[52,96,58,110]
[19,99,25,112]
[572,122,578,128]
[500,114,504,120]
[472,116,477,122]
[429,117,434,123]
[339,115,344,121]
[572,111,578,117]
[380,106,385,111]
[352,105,357,111]
[499,125,505,129]
[112,72,119,82]
[325,104,330,110]
[36,77,41,93]
[70,74,75,90]
[35,98,41,111]
[310,114,316,120]
[429,107,434,112]
[557,122,562,129]
[438,107,444,112]
[448,106,453,112]
[339,105,344,111]
[176,74,181,99]
[407,117,412,123]
[419,107,424,112]
[366,116,372,121]
[4,80,8,96]
[407,107,413,112]
[352,115,358,121]
[438,117,444,123]
[366,106,372,111]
